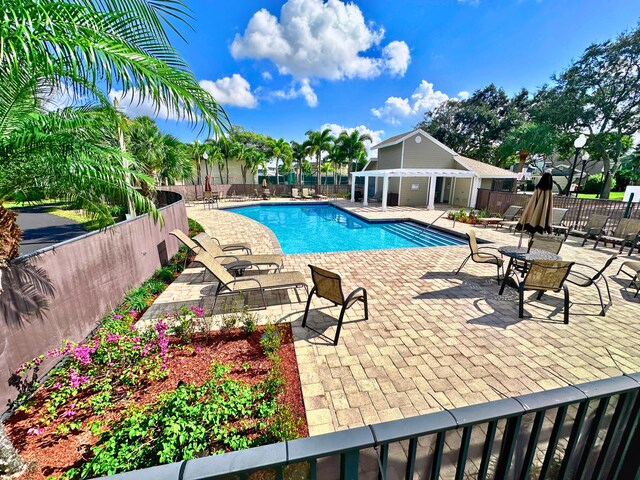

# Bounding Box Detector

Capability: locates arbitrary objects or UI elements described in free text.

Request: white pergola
[351,168,477,212]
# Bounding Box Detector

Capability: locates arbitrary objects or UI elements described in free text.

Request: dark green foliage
[188,218,205,237]
[154,267,175,283]
[81,363,288,478]
[260,324,282,356]
[143,278,166,295]
[123,288,149,312]
[583,174,617,195]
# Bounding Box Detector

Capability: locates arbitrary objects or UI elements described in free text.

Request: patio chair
[528,235,564,255]
[616,260,640,298]
[518,260,575,324]
[196,251,308,310]
[570,214,610,246]
[551,208,570,237]
[496,205,523,231]
[593,218,640,254]
[455,229,504,282]
[291,188,299,199]
[302,265,368,345]
[171,229,252,257]
[193,233,283,272]
[202,191,216,209]
[565,255,617,315]
[301,188,312,199]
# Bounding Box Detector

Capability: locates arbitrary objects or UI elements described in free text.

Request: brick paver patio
[142,199,640,436]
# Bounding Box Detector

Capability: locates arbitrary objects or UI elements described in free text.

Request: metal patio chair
[570,214,610,246]
[593,218,640,254]
[565,255,617,316]
[518,260,575,324]
[455,229,504,282]
[616,260,640,298]
[496,205,523,231]
[302,265,368,345]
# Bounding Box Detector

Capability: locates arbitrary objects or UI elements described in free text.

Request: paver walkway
[142,199,640,436]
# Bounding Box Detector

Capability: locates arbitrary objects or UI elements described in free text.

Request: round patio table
[498,246,562,295]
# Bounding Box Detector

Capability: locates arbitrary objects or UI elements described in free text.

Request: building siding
[376,143,402,169]
[402,133,456,169]
[452,178,472,207]
[399,177,430,206]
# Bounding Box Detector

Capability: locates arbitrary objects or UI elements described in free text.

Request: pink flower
[195,347,202,353]
[27,427,45,435]
[112,314,123,320]
[62,405,77,418]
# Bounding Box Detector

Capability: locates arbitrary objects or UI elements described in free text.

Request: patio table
[498,246,562,295]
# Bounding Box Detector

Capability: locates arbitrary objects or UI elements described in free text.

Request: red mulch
[6,324,307,480]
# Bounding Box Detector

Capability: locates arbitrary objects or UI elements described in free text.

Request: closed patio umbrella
[262,178,267,189]
[205,175,211,192]
[516,172,553,247]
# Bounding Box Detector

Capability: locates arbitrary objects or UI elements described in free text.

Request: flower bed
[4,219,307,479]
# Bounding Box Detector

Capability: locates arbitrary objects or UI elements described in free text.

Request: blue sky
[120,0,640,150]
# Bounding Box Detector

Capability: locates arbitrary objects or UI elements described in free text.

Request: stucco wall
[0,193,188,406]
[376,143,402,169]
[178,159,256,186]
[402,133,456,169]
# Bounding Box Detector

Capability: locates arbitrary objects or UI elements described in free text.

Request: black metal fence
[479,190,640,232]
[96,373,640,480]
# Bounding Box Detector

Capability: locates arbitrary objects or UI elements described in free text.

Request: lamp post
[575,151,589,196]
[565,134,587,195]
[202,151,209,177]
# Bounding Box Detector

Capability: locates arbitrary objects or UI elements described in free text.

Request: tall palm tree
[290,140,306,185]
[187,141,208,185]
[204,138,226,184]
[335,130,373,185]
[304,129,335,190]
[268,137,293,185]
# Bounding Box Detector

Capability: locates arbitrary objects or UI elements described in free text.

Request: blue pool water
[227,204,465,254]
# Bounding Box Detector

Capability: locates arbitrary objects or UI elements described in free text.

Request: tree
[187,141,208,185]
[290,141,307,185]
[418,85,530,164]
[335,130,372,185]
[268,138,292,185]
[538,26,640,198]
[204,138,226,184]
[304,129,335,190]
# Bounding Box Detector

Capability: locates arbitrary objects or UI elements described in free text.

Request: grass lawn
[577,192,625,201]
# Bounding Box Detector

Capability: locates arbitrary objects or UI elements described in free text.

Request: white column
[450,178,456,204]
[440,178,447,203]
[427,175,436,210]
[350,174,356,203]
[381,174,389,212]
[363,176,369,206]
[469,176,479,208]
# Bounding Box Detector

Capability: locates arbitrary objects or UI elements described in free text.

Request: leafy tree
[290,141,307,185]
[616,145,640,189]
[536,26,640,198]
[335,130,372,185]
[418,85,530,164]
[304,129,335,189]
[204,138,227,184]
[268,138,292,185]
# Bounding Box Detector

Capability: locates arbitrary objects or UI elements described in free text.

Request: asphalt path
[14,205,87,255]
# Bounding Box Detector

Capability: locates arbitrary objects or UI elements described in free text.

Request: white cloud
[199,74,257,108]
[320,123,384,158]
[109,88,183,120]
[272,79,318,107]
[458,0,480,5]
[262,71,273,80]
[457,90,470,100]
[382,41,411,76]
[230,0,410,106]
[371,80,454,125]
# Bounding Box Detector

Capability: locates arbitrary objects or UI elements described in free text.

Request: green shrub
[260,324,282,356]
[81,363,284,478]
[583,173,616,194]
[188,218,205,237]
[143,278,166,295]
[124,288,149,312]
[154,267,175,283]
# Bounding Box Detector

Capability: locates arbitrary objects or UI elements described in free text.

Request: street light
[565,134,587,195]
[575,151,590,196]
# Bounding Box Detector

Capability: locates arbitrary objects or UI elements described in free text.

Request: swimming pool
[227,204,465,254]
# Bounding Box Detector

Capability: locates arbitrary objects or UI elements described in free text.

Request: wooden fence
[479,190,640,231]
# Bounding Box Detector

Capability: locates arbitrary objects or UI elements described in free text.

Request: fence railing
[482,191,640,232]
[96,373,640,480]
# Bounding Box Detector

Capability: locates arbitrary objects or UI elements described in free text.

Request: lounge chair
[593,218,640,254]
[311,189,328,200]
[518,260,574,324]
[302,265,368,345]
[496,205,524,231]
[566,255,617,315]
[455,229,504,282]
[196,252,308,310]
[551,208,570,237]
[171,229,252,256]
[569,214,610,246]
[616,260,640,297]
[301,188,312,199]
[193,233,283,272]
[291,188,299,199]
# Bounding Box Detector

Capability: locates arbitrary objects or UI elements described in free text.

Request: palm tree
[268,138,293,185]
[335,130,373,185]
[290,141,306,185]
[187,141,208,185]
[0,0,229,268]
[204,138,226,184]
[304,129,335,191]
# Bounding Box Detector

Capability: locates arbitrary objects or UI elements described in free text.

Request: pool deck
[141,198,640,437]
